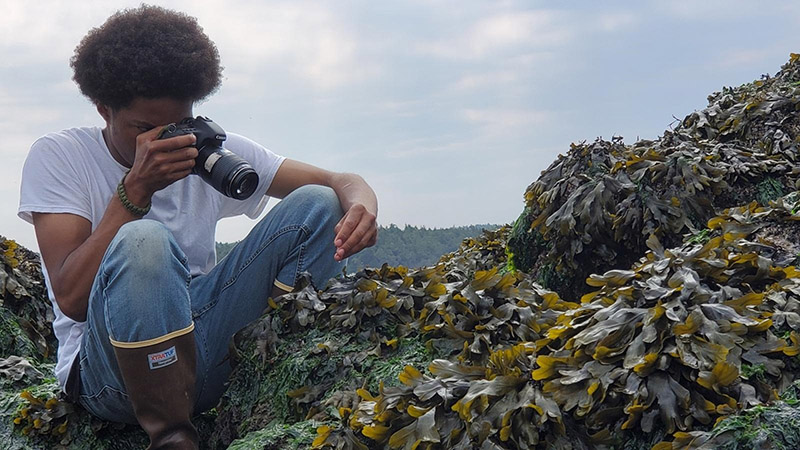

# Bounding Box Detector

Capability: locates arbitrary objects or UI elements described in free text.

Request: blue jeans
[76,185,343,423]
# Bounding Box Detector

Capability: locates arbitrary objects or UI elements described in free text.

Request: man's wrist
[123,173,152,208]
[118,173,152,217]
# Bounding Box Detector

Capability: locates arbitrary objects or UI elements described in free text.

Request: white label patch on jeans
[148,346,178,370]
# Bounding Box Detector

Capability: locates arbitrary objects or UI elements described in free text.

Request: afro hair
[71,5,223,109]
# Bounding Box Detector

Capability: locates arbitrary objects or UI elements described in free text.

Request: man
[17,5,377,449]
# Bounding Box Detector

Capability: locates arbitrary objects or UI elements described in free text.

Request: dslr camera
[158,116,259,200]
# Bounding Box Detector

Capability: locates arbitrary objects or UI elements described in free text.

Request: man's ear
[96,104,111,123]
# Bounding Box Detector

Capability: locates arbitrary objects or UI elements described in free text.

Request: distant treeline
[215,223,502,272]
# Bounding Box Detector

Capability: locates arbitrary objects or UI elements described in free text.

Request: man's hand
[124,127,198,206]
[265,160,379,261]
[334,203,377,261]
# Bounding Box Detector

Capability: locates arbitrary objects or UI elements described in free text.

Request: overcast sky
[2,0,799,251]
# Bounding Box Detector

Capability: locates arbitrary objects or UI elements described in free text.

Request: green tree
[215,224,502,271]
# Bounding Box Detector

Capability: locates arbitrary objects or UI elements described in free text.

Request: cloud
[0,87,65,153]
[451,70,519,91]
[385,137,470,159]
[461,108,552,134]
[0,1,123,66]
[0,1,380,90]
[652,0,762,20]
[195,1,382,91]
[712,49,772,70]
[416,10,571,60]
[594,12,638,32]
[375,99,431,119]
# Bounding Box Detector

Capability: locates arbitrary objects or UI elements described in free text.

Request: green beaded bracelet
[117,173,151,217]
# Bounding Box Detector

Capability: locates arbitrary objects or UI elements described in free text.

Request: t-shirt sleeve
[217,133,286,219]
[18,136,92,224]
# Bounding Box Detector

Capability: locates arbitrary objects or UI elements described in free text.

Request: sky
[2,0,799,251]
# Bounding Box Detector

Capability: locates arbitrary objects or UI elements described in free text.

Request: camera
[158,116,259,200]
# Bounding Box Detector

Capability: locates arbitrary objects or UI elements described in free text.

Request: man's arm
[266,159,378,261]
[33,128,198,322]
[33,198,142,322]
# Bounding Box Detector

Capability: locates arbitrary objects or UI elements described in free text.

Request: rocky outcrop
[6,55,800,450]
[507,54,800,302]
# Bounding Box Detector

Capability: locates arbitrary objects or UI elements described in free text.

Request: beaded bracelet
[117,172,151,217]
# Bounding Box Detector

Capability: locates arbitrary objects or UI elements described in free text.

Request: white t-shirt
[17,126,285,390]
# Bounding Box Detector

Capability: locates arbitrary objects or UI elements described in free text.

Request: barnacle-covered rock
[507,54,800,302]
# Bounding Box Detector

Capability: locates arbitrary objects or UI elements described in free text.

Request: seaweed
[8,54,800,450]
[507,54,800,302]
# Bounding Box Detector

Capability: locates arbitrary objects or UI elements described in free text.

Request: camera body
[158,116,259,200]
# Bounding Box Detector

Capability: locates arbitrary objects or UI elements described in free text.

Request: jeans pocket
[79,384,136,424]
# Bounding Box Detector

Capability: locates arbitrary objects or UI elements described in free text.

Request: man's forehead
[116,98,192,123]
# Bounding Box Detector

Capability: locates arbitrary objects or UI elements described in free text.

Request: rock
[0,238,55,362]
[0,237,216,449]
[507,54,800,302]
[8,55,800,450]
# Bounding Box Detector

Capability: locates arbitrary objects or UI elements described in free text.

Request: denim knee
[101,220,192,343]
[282,185,343,226]
[106,220,182,278]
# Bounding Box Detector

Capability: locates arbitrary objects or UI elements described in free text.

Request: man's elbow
[53,291,87,322]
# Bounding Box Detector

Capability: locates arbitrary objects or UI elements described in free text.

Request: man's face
[97,97,193,167]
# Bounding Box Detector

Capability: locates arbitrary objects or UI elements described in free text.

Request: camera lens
[229,167,259,200]
[195,146,260,200]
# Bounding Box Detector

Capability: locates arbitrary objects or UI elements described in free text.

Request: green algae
[0,371,148,450]
[686,228,713,245]
[212,321,436,448]
[709,404,800,450]
[535,261,571,292]
[0,309,40,364]
[227,420,320,450]
[741,363,768,382]
[507,207,539,273]
[757,176,786,205]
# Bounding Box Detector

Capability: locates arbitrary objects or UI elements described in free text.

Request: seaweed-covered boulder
[0,236,220,449]
[0,237,152,449]
[212,194,800,450]
[211,228,515,449]
[507,54,800,302]
[0,237,55,362]
[9,55,800,450]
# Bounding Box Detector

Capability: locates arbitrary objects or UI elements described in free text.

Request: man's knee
[102,220,192,342]
[112,219,170,251]
[282,185,343,225]
[109,219,171,257]
[108,220,182,271]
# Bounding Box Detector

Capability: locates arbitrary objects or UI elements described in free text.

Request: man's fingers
[334,219,344,239]
[167,158,196,176]
[340,227,377,259]
[333,205,377,260]
[150,134,196,153]
[167,168,194,182]
[341,221,369,253]
[135,126,169,146]
[338,216,376,256]
[162,146,199,163]
[334,214,358,248]
[357,228,377,251]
